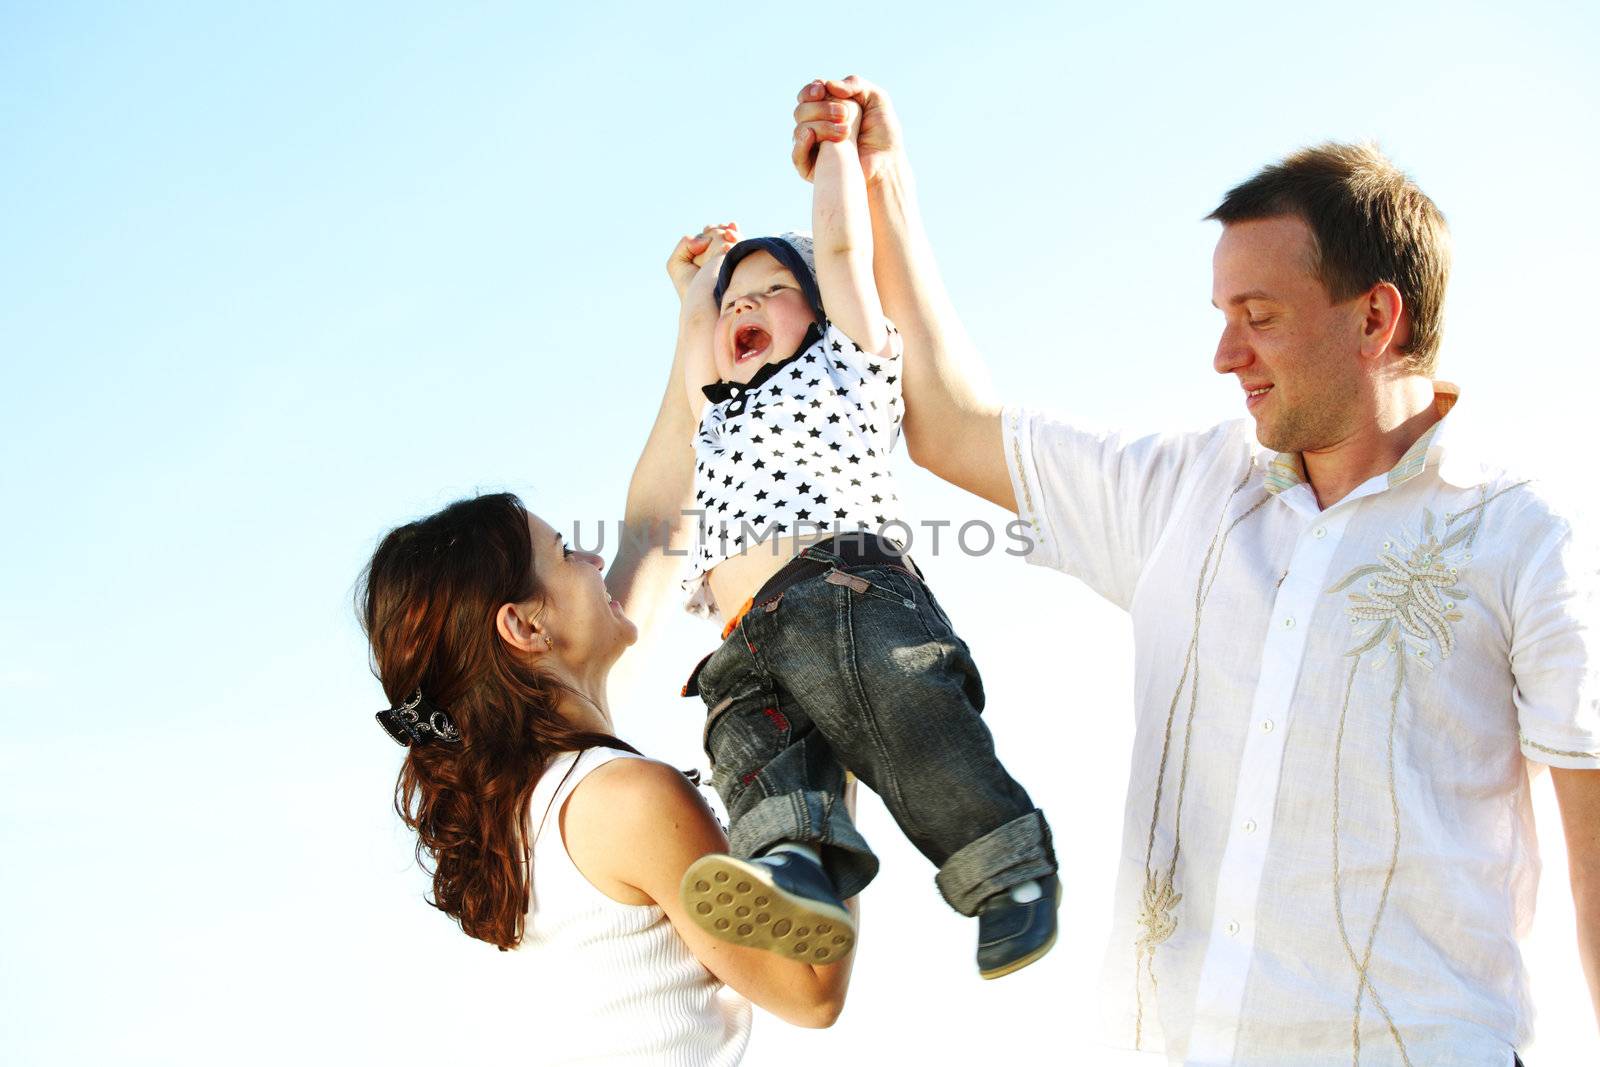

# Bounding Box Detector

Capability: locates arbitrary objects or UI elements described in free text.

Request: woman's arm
[811,106,889,356]
[672,225,739,423]
[604,227,739,644]
[563,757,856,1027]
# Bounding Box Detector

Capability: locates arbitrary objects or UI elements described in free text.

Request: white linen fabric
[682,319,905,617]
[522,747,752,1066]
[1003,386,1598,1066]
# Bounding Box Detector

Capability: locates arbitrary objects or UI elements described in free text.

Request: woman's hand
[667,222,740,302]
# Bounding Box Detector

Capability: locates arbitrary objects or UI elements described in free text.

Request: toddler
[668,100,1057,979]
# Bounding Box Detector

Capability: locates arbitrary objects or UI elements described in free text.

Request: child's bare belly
[707,531,835,624]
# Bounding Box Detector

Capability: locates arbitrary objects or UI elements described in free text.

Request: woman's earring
[543,635,554,650]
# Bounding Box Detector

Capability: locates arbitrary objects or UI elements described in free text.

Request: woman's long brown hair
[359,493,632,950]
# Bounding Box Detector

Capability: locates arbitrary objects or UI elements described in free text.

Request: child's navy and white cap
[712,232,826,325]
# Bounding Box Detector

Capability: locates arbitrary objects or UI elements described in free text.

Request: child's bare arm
[811,102,889,355]
[667,223,741,422]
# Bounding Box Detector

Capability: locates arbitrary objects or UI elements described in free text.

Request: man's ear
[1360,281,1407,361]
[495,602,545,653]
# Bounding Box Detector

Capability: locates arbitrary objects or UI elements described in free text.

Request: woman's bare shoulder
[561,753,725,905]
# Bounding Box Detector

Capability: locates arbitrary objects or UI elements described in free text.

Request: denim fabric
[694,546,1057,915]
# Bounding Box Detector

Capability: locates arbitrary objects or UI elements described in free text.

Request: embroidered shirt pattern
[1322,481,1528,1066]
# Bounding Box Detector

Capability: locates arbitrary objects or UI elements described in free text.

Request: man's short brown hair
[1207,142,1451,376]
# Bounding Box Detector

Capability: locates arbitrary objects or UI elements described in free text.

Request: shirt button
[1283,616,1295,629]
[1314,526,1327,539]
[1226,920,1240,937]
[1261,719,1275,733]
[1243,819,1257,833]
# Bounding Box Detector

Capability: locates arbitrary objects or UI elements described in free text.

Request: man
[791,77,1598,1065]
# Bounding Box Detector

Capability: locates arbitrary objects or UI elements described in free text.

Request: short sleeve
[821,319,902,450]
[1002,408,1239,610]
[1512,518,1600,768]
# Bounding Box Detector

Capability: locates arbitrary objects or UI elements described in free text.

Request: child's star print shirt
[681,320,905,618]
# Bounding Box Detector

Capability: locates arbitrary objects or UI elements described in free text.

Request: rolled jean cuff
[726,789,880,900]
[933,809,1057,916]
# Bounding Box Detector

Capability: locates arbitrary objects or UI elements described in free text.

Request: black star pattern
[687,322,908,593]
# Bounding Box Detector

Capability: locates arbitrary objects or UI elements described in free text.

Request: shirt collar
[1258,381,1487,496]
[700,323,824,405]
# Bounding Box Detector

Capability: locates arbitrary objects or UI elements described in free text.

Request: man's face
[1211,216,1368,454]
[716,251,815,383]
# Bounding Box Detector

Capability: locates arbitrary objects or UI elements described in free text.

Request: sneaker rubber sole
[680,854,856,962]
[978,878,1063,980]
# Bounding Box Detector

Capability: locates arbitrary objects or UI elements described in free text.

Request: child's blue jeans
[686,542,1056,916]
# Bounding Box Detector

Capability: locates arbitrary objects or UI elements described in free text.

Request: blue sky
[3,3,1596,1063]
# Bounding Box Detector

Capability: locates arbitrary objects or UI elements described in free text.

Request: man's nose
[1214,321,1252,375]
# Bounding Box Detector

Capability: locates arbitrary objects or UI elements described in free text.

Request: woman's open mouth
[733,323,771,364]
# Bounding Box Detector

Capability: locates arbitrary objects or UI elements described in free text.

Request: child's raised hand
[667,222,740,301]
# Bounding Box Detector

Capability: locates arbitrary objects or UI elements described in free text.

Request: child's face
[715,251,816,383]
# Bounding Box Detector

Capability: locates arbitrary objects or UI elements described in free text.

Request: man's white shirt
[1003,387,1598,1066]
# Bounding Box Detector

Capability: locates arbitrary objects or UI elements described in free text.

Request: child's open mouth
[734,323,771,364]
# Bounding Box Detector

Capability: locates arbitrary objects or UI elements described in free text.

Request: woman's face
[523,512,636,667]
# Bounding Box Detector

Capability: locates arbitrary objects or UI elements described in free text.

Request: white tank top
[521,747,752,1065]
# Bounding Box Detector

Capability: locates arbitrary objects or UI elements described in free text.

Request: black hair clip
[375,690,462,748]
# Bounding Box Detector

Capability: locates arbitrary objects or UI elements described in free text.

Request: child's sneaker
[976,875,1061,979]
[681,851,856,962]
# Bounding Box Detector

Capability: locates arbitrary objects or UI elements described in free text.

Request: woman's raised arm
[563,756,858,1027]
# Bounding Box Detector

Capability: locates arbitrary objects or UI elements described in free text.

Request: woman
[357,234,855,1064]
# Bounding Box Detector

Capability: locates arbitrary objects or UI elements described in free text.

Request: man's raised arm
[793,77,1016,513]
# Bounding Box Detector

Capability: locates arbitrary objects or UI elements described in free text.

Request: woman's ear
[496,602,546,653]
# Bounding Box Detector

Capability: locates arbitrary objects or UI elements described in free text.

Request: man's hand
[666,222,740,302]
[791,76,903,185]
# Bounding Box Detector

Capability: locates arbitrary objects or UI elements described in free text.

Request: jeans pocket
[824,566,918,609]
